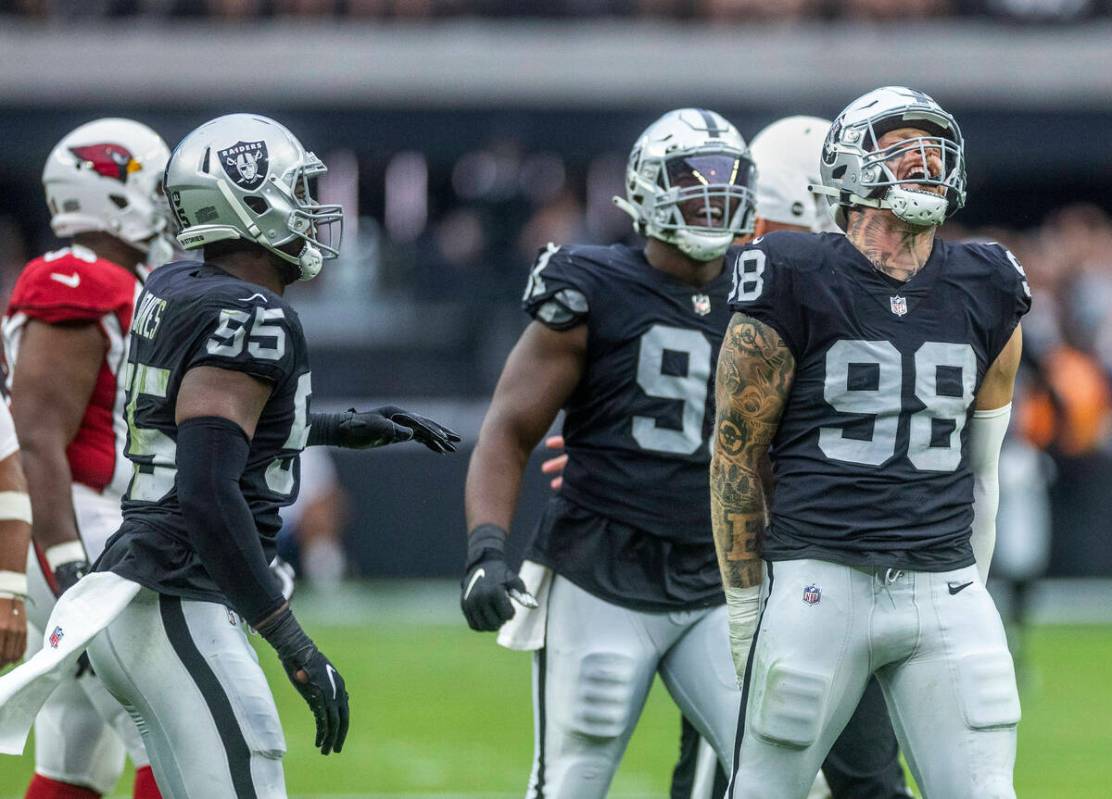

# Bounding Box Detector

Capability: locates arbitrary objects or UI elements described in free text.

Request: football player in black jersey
[78,114,456,797]
[716,87,1028,799]
[461,108,756,797]
[537,115,911,799]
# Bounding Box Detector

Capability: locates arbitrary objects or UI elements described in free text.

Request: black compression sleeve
[176,416,284,627]
[306,412,343,447]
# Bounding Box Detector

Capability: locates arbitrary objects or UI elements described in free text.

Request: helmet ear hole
[109,195,129,209]
[243,196,269,215]
[832,165,847,180]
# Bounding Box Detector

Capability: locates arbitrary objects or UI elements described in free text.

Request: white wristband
[725,585,762,685]
[0,491,31,525]
[45,541,88,571]
[0,570,28,598]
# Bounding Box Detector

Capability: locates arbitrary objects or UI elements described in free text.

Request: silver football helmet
[749,115,838,233]
[812,87,966,229]
[164,114,342,281]
[614,108,756,262]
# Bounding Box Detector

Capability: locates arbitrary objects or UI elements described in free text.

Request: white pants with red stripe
[730,559,1020,799]
[25,484,149,793]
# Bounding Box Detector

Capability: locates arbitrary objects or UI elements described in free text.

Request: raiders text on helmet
[812,87,966,229]
[43,118,174,265]
[164,114,342,281]
[614,108,756,262]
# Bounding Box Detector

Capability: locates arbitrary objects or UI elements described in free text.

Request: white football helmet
[42,118,173,262]
[164,114,342,281]
[615,108,756,261]
[749,115,838,233]
[813,87,966,229]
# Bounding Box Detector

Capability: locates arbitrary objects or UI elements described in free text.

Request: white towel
[0,572,141,755]
[496,560,553,651]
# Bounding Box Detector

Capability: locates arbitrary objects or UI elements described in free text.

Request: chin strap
[612,195,640,229]
[809,183,946,227]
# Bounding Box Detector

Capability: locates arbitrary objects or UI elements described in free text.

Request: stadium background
[1,1,1111,796]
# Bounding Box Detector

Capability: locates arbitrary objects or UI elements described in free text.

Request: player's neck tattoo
[846,210,935,283]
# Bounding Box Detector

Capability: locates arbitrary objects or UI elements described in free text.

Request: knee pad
[569,652,639,740]
[956,651,1021,730]
[750,662,830,749]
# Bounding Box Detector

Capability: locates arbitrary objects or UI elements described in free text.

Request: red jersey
[3,244,143,497]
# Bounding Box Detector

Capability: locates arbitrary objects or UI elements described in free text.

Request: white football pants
[526,575,740,799]
[25,484,149,794]
[87,589,287,799]
[730,559,1020,799]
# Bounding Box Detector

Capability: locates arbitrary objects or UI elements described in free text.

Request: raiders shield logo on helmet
[219,140,269,190]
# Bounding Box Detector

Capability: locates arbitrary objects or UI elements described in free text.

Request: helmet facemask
[615,108,756,263]
[267,153,343,281]
[854,123,965,227]
[638,149,756,261]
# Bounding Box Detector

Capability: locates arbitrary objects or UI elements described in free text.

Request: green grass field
[1,622,1110,797]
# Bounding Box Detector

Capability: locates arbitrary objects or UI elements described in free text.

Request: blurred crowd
[2,0,1110,22]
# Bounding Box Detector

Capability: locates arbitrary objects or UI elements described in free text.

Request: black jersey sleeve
[726,236,807,358]
[521,243,592,330]
[972,241,1032,363]
[186,293,302,385]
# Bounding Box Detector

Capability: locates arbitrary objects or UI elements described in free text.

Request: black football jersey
[95,261,311,602]
[728,232,1031,571]
[522,243,732,609]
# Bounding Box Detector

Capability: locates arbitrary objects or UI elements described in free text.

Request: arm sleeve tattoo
[710,312,796,589]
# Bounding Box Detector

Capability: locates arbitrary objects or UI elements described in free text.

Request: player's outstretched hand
[372,406,461,454]
[330,407,460,453]
[540,435,567,491]
[258,607,350,755]
[460,524,537,632]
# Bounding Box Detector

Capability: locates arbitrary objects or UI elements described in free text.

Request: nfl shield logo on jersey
[219,140,269,190]
[691,294,712,316]
[802,584,821,605]
[889,295,908,316]
[48,625,64,648]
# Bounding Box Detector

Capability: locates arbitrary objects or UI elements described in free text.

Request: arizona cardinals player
[3,118,172,799]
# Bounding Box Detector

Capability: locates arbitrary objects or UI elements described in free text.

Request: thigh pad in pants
[568,651,641,740]
[955,651,1021,730]
[750,662,831,749]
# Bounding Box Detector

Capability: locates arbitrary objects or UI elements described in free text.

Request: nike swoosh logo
[50,272,81,288]
[325,664,338,699]
[238,292,268,302]
[948,581,974,595]
[464,568,485,600]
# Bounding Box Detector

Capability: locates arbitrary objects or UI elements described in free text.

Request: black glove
[374,406,461,454]
[460,524,536,632]
[258,608,349,755]
[308,407,460,453]
[53,559,89,595]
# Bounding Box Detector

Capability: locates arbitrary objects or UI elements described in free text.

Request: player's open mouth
[900,166,943,195]
[692,205,724,224]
